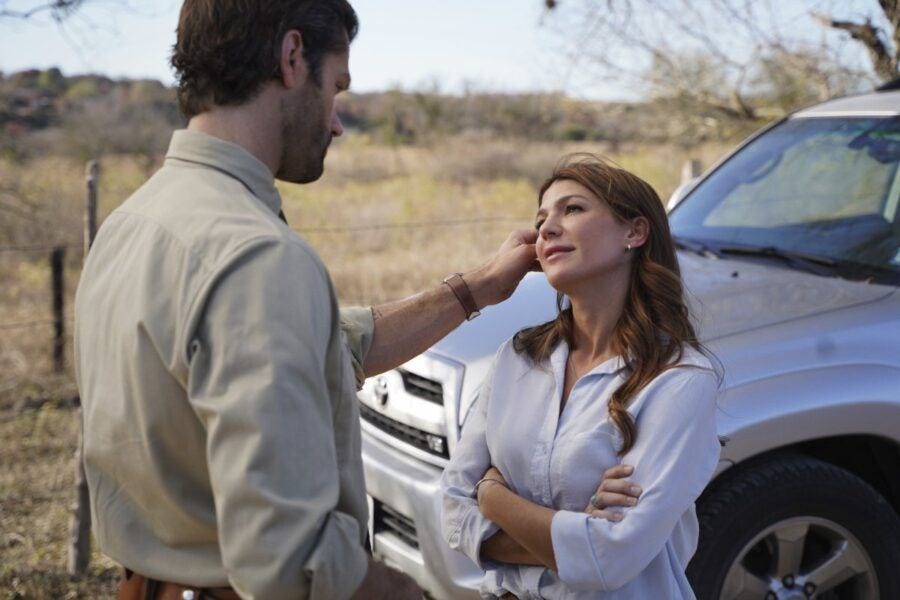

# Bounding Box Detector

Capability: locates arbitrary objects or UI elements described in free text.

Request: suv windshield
[670,115,900,284]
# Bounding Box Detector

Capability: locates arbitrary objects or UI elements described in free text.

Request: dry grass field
[0,134,731,598]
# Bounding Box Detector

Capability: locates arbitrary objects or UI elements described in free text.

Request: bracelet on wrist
[443,272,481,321]
[474,476,508,496]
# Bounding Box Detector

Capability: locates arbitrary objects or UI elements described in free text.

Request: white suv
[358,86,900,599]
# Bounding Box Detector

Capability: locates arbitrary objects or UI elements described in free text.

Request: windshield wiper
[717,244,838,276]
[673,236,720,258]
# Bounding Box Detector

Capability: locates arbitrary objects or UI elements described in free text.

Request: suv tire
[687,453,900,599]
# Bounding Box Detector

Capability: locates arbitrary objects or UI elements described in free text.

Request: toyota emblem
[374,376,389,407]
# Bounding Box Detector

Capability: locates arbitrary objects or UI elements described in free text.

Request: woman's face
[535,179,635,294]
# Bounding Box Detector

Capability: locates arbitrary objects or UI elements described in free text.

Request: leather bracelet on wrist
[443,272,481,321]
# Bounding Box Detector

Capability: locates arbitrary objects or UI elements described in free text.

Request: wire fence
[0,242,81,253]
[0,215,532,334]
[0,318,60,331]
[296,215,530,233]
[0,242,70,325]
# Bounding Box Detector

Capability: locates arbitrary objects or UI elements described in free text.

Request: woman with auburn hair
[441,154,721,599]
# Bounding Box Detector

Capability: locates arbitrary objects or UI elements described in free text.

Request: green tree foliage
[36,67,65,93]
[0,70,183,165]
[337,87,632,145]
[63,77,101,101]
[0,67,727,161]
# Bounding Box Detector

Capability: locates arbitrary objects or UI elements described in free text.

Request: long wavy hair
[513,154,704,455]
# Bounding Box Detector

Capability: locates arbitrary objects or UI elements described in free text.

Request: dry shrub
[426,135,567,186]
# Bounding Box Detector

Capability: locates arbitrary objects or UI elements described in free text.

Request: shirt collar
[548,340,631,385]
[164,129,282,217]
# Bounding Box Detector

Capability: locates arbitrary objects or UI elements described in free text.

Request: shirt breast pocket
[550,421,621,511]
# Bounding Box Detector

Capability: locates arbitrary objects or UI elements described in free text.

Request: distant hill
[1,68,176,131]
[0,67,759,161]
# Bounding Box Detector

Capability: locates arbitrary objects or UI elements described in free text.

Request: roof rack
[876,77,900,92]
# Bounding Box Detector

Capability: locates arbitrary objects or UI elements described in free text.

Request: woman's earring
[626,243,632,252]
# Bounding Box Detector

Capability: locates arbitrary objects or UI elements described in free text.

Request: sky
[0,0,885,100]
[0,1,583,96]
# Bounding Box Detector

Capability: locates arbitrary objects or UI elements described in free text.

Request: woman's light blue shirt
[440,337,720,599]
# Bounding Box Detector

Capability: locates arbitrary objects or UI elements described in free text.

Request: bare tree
[543,0,894,130]
[0,0,85,20]
[811,1,900,82]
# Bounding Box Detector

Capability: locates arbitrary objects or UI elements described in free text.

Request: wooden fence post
[68,159,99,577]
[84,160,98,256]
[50,246,65,373]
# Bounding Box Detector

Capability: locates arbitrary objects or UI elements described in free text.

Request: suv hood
[678,252,893,340]
[430,252,893,364]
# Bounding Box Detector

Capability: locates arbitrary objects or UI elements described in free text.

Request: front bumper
[362,427,481,600]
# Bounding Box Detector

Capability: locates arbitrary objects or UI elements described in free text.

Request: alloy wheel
[719,515,878,599]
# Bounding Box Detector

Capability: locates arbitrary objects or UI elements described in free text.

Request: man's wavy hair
[171,0,359,118]
[514,154,706,456]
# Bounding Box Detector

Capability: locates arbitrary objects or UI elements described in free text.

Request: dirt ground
[0,400,119,599]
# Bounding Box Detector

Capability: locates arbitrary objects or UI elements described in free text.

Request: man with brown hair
[73,1,537,599]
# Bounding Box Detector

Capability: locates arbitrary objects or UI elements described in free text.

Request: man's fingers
[510,228,538,245]
[515,243,536,259]
[498,229,538,253]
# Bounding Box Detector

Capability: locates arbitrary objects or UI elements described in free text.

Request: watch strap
[442,273,480,321]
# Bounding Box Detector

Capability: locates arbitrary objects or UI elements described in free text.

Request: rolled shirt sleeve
[550,368,720,592]
[339,306,375,390]
[440,359,501,570]
[185,237,368,600]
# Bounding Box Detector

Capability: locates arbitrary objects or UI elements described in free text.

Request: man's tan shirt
[74,130,374,599]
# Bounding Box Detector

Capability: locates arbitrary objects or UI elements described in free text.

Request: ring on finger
[589,493,603,509]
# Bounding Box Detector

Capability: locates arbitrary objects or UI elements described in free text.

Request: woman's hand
[475,465,559,571]
[477,466,509,510]
[583,464,642,521]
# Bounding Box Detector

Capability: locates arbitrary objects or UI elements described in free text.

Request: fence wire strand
[0,216,533,331]
[0,315,74,331]
[0,318,57,331]
[296,216,531,233]
[0,243,80,253]
[1,244,73,331]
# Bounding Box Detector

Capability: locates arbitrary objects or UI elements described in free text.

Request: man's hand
[583,464,642,521]
[362,230,537,378]
[465,229,538,309]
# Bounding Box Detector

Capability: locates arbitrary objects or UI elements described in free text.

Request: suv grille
[374,500,419,549]
[397,368,444,405]
[359,403,449,459]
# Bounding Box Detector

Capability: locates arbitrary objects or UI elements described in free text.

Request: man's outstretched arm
[362,229,537,377]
